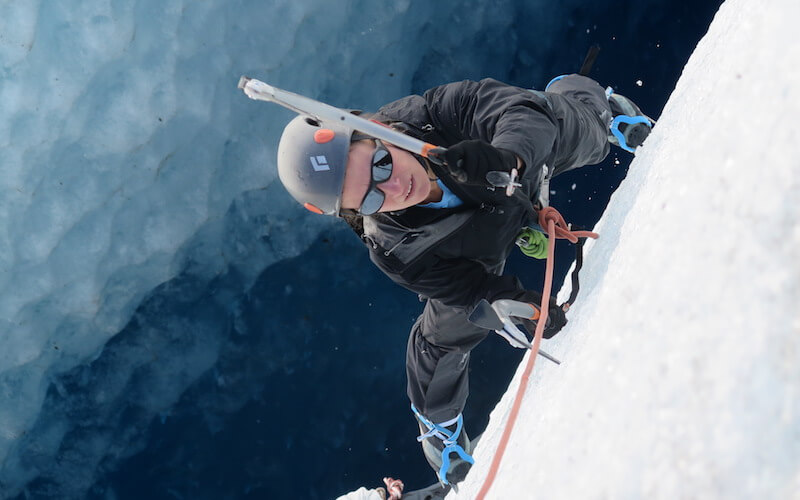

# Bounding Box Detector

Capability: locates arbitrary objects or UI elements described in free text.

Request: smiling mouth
[404,177,413,201]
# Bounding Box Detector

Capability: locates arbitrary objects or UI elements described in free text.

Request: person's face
[340,140,432,213]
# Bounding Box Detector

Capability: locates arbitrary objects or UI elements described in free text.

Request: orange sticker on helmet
[304,202,325,214]
[314,129,335,144]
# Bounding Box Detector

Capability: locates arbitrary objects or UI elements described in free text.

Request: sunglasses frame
[349,136,394,215]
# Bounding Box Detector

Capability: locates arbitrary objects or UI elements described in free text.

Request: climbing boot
[607,91,654,152]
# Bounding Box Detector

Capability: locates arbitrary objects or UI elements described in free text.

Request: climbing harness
[564,224,589,311]
[516,220,591,310]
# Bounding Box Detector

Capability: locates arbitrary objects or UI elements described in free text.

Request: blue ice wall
[0,0,722,497]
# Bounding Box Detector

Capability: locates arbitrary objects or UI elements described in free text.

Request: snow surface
[452,0,800,498]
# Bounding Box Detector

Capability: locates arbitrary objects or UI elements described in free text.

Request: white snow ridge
[453,0,800,498]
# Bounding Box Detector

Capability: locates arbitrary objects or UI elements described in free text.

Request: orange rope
[475,207,597,500]
[382,477,404,499]
[536,207,599,244]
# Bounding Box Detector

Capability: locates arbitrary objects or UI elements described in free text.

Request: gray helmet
[277,115,354,215]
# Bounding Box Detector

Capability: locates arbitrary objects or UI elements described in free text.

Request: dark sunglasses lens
[372,147,392,182]
[360,188,385,215]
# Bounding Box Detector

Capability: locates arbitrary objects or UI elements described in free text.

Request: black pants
[406,284,498,423]
[405,74,613,424]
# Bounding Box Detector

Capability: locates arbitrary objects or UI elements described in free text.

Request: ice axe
[468,299,561,365]
[237,76,522,195]
[238,76,447,163]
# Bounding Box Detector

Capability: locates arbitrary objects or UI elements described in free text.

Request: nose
[378,174,404,198]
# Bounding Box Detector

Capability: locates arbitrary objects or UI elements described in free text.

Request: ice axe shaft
[237,76,446,163]
[536,349,561,365]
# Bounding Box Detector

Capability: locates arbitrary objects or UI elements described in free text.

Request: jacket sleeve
[422,78,560,185]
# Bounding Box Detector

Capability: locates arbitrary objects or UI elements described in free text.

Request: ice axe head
[468,299,505,330]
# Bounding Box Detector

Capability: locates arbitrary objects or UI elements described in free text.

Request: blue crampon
[606,88,654,153]
[609,114,653,152]
[546,75,653,153]
[544,74,568,91]
[412,405,474,486]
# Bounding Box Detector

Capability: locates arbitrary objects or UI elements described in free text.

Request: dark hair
[341,211,364,237]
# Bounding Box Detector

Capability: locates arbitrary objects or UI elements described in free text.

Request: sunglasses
[356,140,394,215]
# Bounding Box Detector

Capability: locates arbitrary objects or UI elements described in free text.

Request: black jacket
[357,78,608,310]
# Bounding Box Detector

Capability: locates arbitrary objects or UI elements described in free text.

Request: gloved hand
[512,290,567,339]
[442,140,518,185]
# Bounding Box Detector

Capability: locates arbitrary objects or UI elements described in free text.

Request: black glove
[512,290,567,339]
[442,140,517,185]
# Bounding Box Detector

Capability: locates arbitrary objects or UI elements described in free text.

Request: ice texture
[0,0,569,496]
[454,0,800,498]
[0,0,739,496]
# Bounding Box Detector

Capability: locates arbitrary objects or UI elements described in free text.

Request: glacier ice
[0,0,539,496]
[0,0,723,497]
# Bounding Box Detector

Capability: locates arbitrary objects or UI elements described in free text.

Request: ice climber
[274,74,652,488]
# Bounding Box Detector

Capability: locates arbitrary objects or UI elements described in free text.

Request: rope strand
[382,477,403,500]
[376,208,596,500]
[475,207,597,499]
